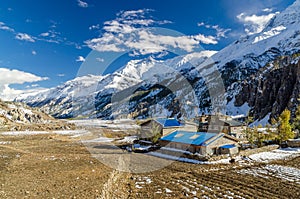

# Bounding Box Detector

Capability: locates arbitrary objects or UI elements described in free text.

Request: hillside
[0,100,75,131]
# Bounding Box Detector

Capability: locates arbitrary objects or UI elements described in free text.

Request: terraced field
[0,131,299,198]
[128,159,300,198]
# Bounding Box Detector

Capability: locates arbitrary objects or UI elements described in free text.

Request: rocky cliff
[0,100,75,131]
[235,54,300,121]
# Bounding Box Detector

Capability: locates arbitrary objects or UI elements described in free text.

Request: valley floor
[0,129,300,198]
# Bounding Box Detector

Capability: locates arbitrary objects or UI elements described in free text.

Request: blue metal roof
[155,118,182,127]
[220,144,236,149]
[160,131,217,146]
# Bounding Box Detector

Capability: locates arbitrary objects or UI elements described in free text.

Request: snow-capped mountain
[16,0,300,123]
[16,51,216,119]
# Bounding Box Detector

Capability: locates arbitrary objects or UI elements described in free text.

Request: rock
[235,56,300,121]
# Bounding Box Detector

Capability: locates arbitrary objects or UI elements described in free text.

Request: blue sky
[0,0,295,99]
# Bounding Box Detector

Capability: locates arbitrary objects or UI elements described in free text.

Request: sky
[0,0,295,100]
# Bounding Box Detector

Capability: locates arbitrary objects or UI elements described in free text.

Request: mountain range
[15,0,300,125]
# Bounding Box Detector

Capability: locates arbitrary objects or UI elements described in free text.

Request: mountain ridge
[14,0,300,124]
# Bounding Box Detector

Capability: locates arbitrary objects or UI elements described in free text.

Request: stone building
[159,130,239,156]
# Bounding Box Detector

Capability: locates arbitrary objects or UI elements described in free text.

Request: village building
[139,118,198,140]
[196,115,246,141]
[159,130,239,156]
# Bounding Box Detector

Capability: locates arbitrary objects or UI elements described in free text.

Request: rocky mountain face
[235,55,300,121]
[0,100,75,131]
[15,0,300,124]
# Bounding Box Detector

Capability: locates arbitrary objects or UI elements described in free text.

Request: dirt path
[100,156,130,199]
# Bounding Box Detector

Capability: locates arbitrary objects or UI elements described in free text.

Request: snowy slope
[16,0,300,121]
[16,51,216,118]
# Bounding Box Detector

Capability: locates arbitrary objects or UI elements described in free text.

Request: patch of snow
[165,188,173,193]
[238,164,300,184]
[226,100,250,117]
[1,130,91,137]
[135,184,143,189]
[148,152,205,164]
[251,113,271,127]
[0,141,11,145]
[1,131,50,136]
[7,104,17,109]
[249,147,300,162]
[71,119,140,129]
[117,136,138,143]
[19,107,33,115]
[81,137,114,143]
[253,26,287,43]
[231,114,246,119]
[52,130,90,136]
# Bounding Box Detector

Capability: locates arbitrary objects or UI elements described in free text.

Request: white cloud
[57,74,65,77]
[0,86,46,101]
[96,58,104,62]
[1,20,81,49]
[0,68,48,85]
[198,22,231,39]
[26,84,39,88]
[15,33,35,42]
[197,22,205,27]
[0,68,48,101]
[40,32,50,37]
[32,50,37,55]
[85,9,218,56]
[262,8,273,13]
[193,34,218,45]
[77,0,88,8]
[89,24,100,30]
[0,22,15,32]
[76,56,86,62]
[237,12,279,35]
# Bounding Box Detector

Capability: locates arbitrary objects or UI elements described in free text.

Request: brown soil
[0,133,299,199]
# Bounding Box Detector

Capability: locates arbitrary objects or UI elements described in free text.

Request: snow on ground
[211,147,300,164]
[148,152,205,164]
[253,25,287,44]
[165,188,173,193]
[134,176,153,189]
[0,141,11,145]
[251,113,271,127]
[1,130,91,137]
[116,136,138,143]
[149,147,300,165]
[226,100,249,117]
[81,137,114,143]
[249,147,300,162]
[70,119,140,129]
[237,164,300,184]
[52,130,90,137]
[1,131,50,136]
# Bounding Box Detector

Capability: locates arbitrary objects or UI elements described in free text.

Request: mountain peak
[265,0,300,29]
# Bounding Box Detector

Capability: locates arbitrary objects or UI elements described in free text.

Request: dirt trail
[100,156,130,199]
